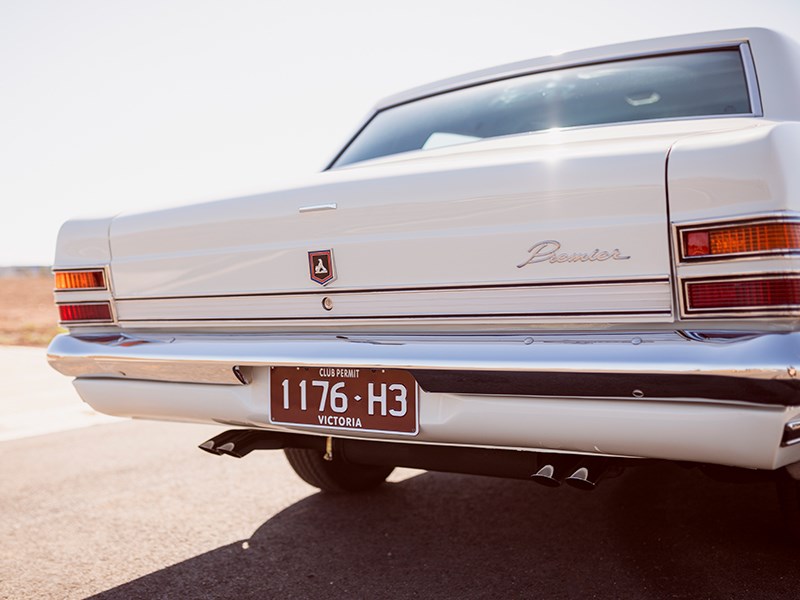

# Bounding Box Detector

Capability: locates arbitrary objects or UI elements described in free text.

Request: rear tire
[284,447,394,493]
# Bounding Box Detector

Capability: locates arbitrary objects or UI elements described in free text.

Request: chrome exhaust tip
[531,464,562,487]
[198,440,218,454]
[199,429,287,459]
[198,430,254,457]
[216,442,236,455]
[530,455,582,487]
[565,458,611,490]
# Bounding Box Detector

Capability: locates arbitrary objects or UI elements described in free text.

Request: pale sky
[1,0,798,266]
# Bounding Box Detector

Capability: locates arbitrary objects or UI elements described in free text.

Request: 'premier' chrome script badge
[517,240,631,268]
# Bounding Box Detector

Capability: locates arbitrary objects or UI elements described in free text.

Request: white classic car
[48,28,800,531]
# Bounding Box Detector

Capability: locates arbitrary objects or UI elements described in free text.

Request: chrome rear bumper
[47,330,800,469]
[48,330,800,406]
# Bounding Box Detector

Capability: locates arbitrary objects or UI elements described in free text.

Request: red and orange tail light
[54,269,114,324]
[54,269,107,291]
[684,275,800,314]
[58,302,114,324]
[677,217,800,316]
[679,219,800,261]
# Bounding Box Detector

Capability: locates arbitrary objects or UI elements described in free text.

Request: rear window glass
[333,49,752,168]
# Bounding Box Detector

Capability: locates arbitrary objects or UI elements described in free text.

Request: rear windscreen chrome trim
[739,42,763,117]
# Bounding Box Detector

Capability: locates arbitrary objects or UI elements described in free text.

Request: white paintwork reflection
[108,121,690,305]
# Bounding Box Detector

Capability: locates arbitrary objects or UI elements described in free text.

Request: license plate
[269,366,419,435]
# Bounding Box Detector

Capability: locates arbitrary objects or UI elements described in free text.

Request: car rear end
[47,29,800,503]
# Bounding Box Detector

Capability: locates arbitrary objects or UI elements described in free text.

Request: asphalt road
[2,349,800,599]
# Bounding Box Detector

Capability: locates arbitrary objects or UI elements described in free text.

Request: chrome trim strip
[299,203,337,213]
[111,314,675,332]
[740,42,763,117]
[111,276,670,302]
[47,330,800,405]
[663,139,681,328]
[113,279,671,323]
[782,420,800,447]
[119,311,672,323]
[55,285,108,292]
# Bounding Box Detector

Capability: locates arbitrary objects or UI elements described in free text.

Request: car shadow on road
[90,462,797,599]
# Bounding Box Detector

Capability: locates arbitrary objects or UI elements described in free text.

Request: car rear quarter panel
[668,122,800,320]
